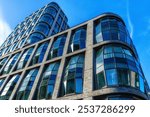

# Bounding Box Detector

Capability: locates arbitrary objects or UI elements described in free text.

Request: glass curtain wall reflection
[15,68,39,100]
[0,74,20,100]
[38,62,60,99]
[60,54,84,96]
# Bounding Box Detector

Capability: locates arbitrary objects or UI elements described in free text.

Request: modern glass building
[0,2,149,100]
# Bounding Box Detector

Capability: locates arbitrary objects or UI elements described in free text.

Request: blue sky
[0,0,150,85]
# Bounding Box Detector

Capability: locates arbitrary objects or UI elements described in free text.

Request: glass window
[53,23,59,33]
[95,20,102,43]
[3,53,20,74]
[139,76,144,92]
[101,19,110,31]
[60,54,84,96]
[57,16,62,25]
[104,46,113,54]
[17,38,26,49]
[106,69,118,86]
[117,69,130,86]
[94,17,130,45]
[27,32,45,44]
[0,74,20,100]
[39,14,53,26]
[69,27,86,52]
[34,22,50,36]
[48,35,66,59]
[96,71,105,89]
[16,48,33,70]
[44,7,57,17]
[38,62,60,99]
[111,30,119,40]
[102,30,111,41]
[130,71,139,88]
[96,48,103,68]
[0,79,5,88]
[0,57,8,70]
[16,68,39,100]
[31,42,48,65]
[48,2,59,10]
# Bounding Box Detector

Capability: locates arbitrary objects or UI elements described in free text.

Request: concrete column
[52,30,71,99]
[83,21,94,99]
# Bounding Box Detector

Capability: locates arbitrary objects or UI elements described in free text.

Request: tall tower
[0,2,149,100]
[0,2,69,100]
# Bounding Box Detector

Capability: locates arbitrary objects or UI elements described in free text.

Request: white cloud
[126,0,134,38]
[0,8,12,46]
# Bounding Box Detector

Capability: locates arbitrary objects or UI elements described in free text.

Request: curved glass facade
[16,48,33,70]
[0,3,149,100]
[0,79,5,88]
[94,17,133,47]
[94,44,145,93]
[39,14,54,26]
[0,57,8,70]
[60,54,84,96]
[34,22,50,36]
[31,42,48,65]
[48,35,66,59]
[38,62,60,99]
[27,33,45,44]
[44,7,57,18]
[16,68,39,100]
[0,74,20,100]
[2,53,20,74]
[69,27,86,53]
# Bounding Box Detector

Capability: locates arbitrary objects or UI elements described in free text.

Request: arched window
[69,27,86,53]
[16,68,39,100]
[60,54,84,96]
[0,74,20,100]
[38,62,60,99]
[48,35,66,59]
[31,42,48,65]
[16,48,33,70]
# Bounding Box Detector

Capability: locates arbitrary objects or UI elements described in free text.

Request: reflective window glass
[69,27,86,52]
[16,68,39,100]
[39,14,53,26]
[0,79,5,88]
[0,74,20,100]
[48,35,66,59]
[106,69,118,85]
[38,62,60,99]
[34,22,50,36]
[16,48,33,70]
[27,32,45,44]
[3,53,20,74]
[31,42,48,65]
[60,54,84,96]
